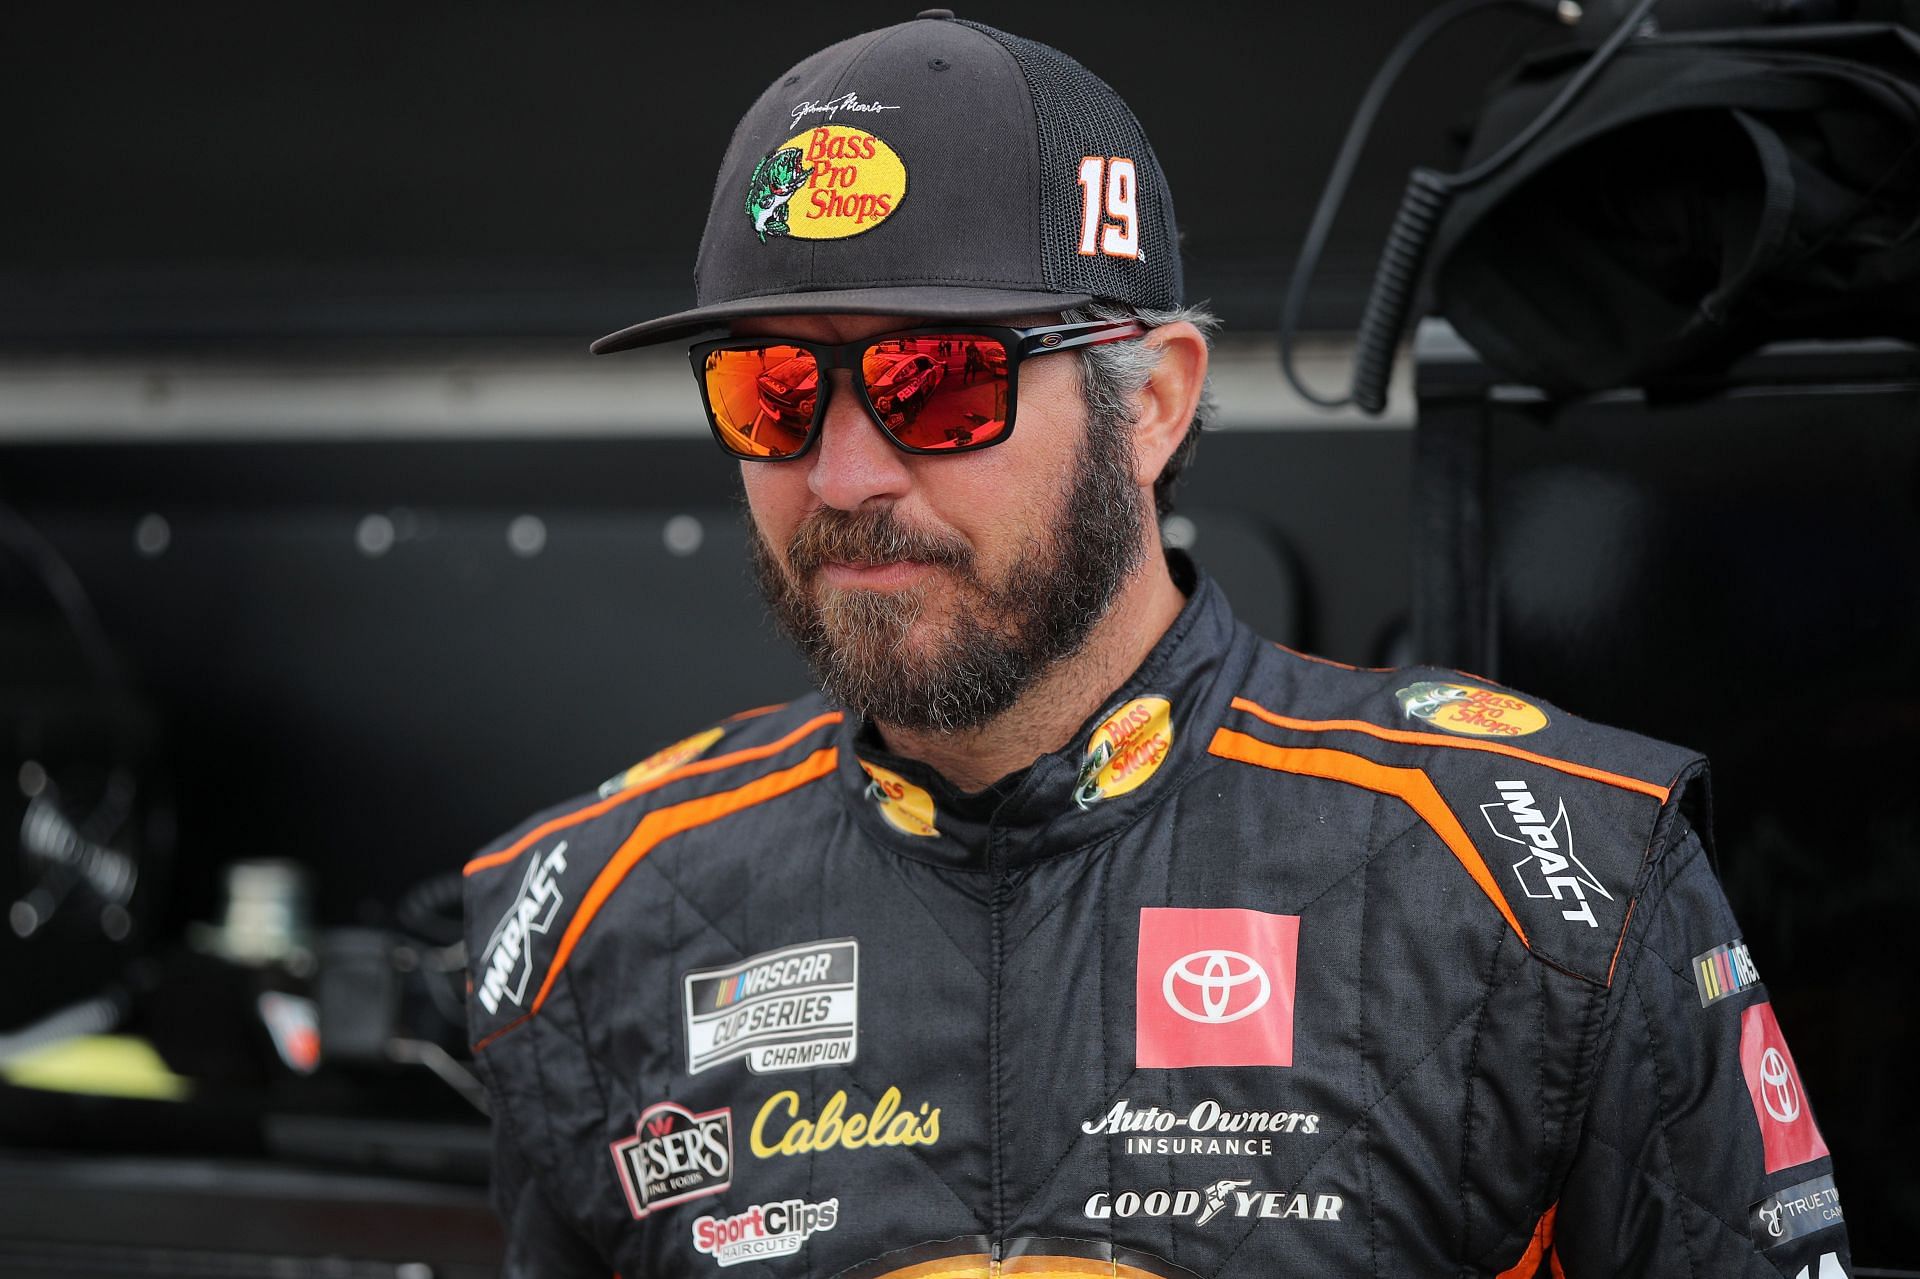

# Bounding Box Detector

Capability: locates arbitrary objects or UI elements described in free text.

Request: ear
[1127,321,1209,489]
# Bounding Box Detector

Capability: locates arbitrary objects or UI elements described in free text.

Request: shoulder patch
[1222,672,1706,985]
[1394,680,1549,739]
[598,727,728,798]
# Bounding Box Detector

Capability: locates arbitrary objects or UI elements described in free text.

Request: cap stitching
[954,20,1045,291]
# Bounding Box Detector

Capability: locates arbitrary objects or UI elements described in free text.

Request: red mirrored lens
[702,345,817,458]
[860,335,1011,452]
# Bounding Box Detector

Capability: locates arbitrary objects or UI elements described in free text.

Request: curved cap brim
[590,285,1096,353]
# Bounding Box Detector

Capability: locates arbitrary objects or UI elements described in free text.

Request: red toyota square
[1136,907,1300,1069]
[1739,1001,1830,1174]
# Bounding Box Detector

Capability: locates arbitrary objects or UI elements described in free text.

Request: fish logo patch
[746,126,906,242]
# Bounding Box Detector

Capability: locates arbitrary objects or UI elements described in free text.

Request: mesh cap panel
[960,20,1183,309]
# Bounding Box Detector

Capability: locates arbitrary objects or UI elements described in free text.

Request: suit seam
[1459,929,1506,1262]
[1629,970,1705,1279]
[1203,936,1529,1279]
[885,856,991,984]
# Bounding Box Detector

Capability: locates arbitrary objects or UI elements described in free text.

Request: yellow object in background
[0,1034,192,1101]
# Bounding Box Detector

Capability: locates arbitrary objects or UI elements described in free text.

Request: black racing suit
[464,565,1852,1278]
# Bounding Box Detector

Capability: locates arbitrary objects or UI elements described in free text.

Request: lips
[818,559,935,590]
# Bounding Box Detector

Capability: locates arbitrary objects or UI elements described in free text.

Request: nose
[807,369,913,510]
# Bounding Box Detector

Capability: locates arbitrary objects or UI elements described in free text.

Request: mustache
[785,507,972,577]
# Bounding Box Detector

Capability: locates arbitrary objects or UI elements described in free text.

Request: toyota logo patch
[1135,908,1300,1069]
[1162,950,1271,1024]
[1738,1001,1829,1174]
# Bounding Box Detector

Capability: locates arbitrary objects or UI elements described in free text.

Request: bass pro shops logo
[610,1100,732,1220]
[745,125,907,242]
[1075,696,1174,809]
[1480,781,1612,928]
[475,841,568,1015]
[1396,681,1548,738]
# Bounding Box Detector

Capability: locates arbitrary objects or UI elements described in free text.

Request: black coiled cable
[1281,0,1662,413]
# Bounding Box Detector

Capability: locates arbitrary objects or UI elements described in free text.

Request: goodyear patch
[1395,681,1548,739]
[1076,696,1174,809]
[746,126,906,243]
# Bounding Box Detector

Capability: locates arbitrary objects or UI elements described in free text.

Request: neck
[874,553,1187,793]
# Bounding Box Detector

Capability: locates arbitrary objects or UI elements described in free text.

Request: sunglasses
[688,318,1146,461]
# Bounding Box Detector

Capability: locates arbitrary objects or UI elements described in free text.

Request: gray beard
[748,412,1146,734]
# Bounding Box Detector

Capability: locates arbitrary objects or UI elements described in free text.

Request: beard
[748,411,1148,733]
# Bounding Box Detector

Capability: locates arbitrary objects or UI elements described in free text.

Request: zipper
[987,827,1009,1254]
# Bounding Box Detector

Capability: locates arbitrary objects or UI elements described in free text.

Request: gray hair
[1063,300,1221,517]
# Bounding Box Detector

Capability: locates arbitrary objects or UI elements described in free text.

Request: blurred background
[2,1,1915,1274]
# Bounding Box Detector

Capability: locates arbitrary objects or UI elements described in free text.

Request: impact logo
[476,841,569,1015]
[1076,696,1173,809]
[746,125,907,242]
[610,1100,732,1220]
[1396,681,1549,738]
[859,759,939,838]
[1480,781,1612,928]
[692,1196,839,1268]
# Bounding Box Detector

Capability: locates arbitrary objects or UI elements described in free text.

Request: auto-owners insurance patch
[683,939,859,1075]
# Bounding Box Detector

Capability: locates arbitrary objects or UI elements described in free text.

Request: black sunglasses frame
[687,317,1147,462]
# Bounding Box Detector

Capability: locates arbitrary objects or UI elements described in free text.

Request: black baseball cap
[590,11,1183,354]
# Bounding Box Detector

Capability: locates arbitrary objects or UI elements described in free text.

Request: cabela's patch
[859,759,939,837]
[1076,696,1173,808]
[598,727,726,798]
[1394,680,1548,738]
[746,126,906,242]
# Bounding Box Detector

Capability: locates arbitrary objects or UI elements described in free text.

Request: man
[464,13,1851,1278]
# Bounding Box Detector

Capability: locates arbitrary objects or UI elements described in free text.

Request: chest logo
[1163,950,1269,1024]
[692,1195,839,1267]
[746,125,906,243]
[750,1085,941,1158]
[610,1100,732,1220]
[1395,680,1548,738]
[859,760,940,837]
[1136,908,1300,1069]
[1076,696,1174,808]
[683,939,859,1075]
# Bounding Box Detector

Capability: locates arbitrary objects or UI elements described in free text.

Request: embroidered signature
[789,92,901,131]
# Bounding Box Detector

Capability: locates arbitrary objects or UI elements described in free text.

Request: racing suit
[464,563,1852,1278]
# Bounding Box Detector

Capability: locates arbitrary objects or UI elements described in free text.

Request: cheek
[741,464,802,547]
